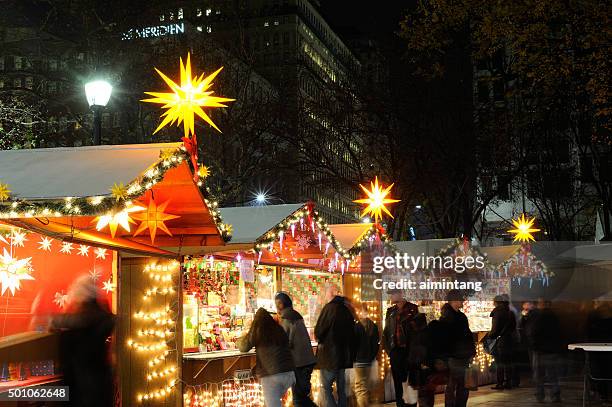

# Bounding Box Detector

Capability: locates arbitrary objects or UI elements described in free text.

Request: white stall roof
[0,143,181,200]
[219,203,305,244]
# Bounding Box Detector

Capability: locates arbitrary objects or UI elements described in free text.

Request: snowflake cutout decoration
[60,242,74,254]
[10,230,27,247]
[38,237,53,251]
[102,278,115,293]
[295,235,312,251]
[89,268,101,282]
[77,245,90,257]
[95,248,108,260]
[53,291,68,309]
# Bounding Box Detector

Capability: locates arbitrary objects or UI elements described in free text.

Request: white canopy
[0,143,181,200]
[219,203,305,244]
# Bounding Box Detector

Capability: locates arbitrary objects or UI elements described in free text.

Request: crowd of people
[239,285,612,407]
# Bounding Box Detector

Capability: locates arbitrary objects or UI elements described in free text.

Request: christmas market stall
[0,141,230,406]
[180,202,354,406]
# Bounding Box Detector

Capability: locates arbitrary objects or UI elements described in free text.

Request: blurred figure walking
[440,290,475,407]
[526,299,563,403]
[50,275,115,407]
[238,308,296,407]
[315,284,357,407]
[489,294,517,390]
[353,302,380,407]
[383,289,419,407]
[275,292,317,407]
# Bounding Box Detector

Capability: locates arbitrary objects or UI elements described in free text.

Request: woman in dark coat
[50,275,115,407]
[488,295,517,389]
[238,308,296,407]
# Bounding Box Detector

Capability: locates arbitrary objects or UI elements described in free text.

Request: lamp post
[84,80,112,145]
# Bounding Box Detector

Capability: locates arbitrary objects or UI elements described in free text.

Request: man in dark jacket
[526,299,563,402]
[489,294,517,390]
[275,292,317,407]
[440,290,475,407]
[314,286,357,407]
[354,302,380,407]
[383,289,419,407]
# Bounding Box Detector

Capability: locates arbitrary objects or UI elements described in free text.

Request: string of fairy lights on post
[127,260,181,403]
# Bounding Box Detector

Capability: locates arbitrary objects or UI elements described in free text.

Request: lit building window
[206,8,212,16]
[196,8,202,17]
[197,26,203,32]
[14,56,22,70]
[274,20,279,25]
[206,26,212,33]
[25,76,33,89]
[13,78,21,88]
[264,21,270,27]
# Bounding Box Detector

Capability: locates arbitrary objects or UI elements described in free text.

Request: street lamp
[84,80,112,145]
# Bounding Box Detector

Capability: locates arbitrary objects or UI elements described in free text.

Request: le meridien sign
[122,22,185,41]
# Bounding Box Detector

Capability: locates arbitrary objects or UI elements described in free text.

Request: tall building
[0,0,363,223]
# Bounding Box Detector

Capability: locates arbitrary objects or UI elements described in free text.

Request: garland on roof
[498,243,554,286]
[0,146,231,242]
[436,237,494,273]
[346,224,396,257]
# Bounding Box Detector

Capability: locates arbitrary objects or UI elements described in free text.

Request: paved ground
[382,378,597,406]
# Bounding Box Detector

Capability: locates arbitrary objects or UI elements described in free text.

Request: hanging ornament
[110,182,129,201]
[132,198,180,244]
[290,223,296,238]
[257,251,262,264]
[95,248,108,260]
[10,230,27,247]
[102,278,115,293]
[95,204,145,238]
[318,232,322,250]
[0,183,11,202]
[325,242,330,255]
[60,242,73,254]
[508,214,540,243]
[295,235,311,251]
[354,176,400,223]
[279,230,284,250]
[142,53,235,138]
[0,248,34,296]
[38,237,52,251]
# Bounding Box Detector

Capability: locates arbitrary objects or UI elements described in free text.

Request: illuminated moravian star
[142,53,235,137]
[508,214,540,243]
[0,248,34,295]
[354,177,400,223]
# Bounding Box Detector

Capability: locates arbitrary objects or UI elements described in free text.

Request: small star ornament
[0,183,11,202]
[77,245,90,257]
[60,242,74,254]
[110,182,128,201]
[10,230,27,247]
[0,248,34,295]
[53,291,68,309]
[198,164,210,178]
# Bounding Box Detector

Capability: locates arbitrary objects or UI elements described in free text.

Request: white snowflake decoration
[60,242,73,254]
[10,230,27,247]
[295,235,312,251]
[95,248,108,260]
[0,248,34,295]
[77,245,89,257]
[38,237,52,251]
[89,268,101,282]
[102,278,115,293]
[53,291,68,309]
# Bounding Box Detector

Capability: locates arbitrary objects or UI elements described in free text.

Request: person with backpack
[275,292,317,407]
[383,289,419,407]
[353,302,380,407]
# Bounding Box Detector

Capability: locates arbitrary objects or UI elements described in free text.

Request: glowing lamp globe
[85,80,113,107]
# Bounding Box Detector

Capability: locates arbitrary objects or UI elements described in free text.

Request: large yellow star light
[508,214,540,243]
[142,53,235,138]
[95,204,145,238]
[354,177,400,223]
